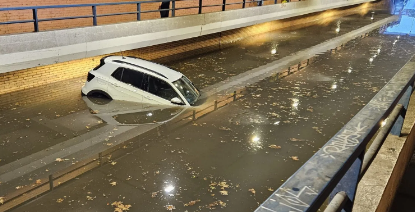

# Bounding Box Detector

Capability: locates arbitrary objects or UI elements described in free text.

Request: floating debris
[269,145,281,149]
[248,188,256,195]
[56,198,64,203]
[111,201,132,211]
[184,200,200,206]
[166,205,176,211]
[220,190,228,195]
[291,156,299,161]
[110,182,117,186]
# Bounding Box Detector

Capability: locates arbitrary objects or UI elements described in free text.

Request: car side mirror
[171,97,185,105]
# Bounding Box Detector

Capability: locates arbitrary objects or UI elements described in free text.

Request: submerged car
[81,56,200,106]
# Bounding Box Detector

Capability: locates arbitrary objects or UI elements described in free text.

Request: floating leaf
[291,156,299,161]
[110,182,117,186]
[166,205,176,211]
[269,145,281,149]
[220,190,228,195]
[0,197,4,205]
[111,162,117,166]
[35,179,41,184]
[184,199,200,206]
[248,188,256,195]
[56,198,64,203]
[55,158,63,162]
[219,182,229,188]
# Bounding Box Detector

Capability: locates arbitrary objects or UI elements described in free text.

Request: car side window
[146,75,179,101]
[114,68,145,89]
[111,67,123,81]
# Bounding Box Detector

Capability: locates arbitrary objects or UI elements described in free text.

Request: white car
[81,56,200,106]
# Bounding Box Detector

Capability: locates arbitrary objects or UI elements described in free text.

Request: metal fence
[255,39,415,211]
[0,0,294,33]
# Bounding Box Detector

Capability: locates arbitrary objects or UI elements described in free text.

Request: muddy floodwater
[2,5,415,212]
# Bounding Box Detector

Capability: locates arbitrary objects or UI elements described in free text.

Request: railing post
[298,62,301,70]
[390,84,414,136]
[288,66,291,74]
[274,0,277,4]
[260,0,264,6]
[199,0,203,14]
[32,9,39,32]
[233,91,237,101]
[329,151,364,212]
[214,100,218,110]
[92,6,97,26]
[193,110,196,120]
[222,0,226,11]
[172,0,175,17]
[49,174,54,190]
[137,3,141,21]
[242,0,246,8]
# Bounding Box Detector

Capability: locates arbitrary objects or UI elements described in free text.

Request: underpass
[1,3,414,211]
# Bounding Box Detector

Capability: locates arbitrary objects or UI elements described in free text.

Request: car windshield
[172,76,199,105]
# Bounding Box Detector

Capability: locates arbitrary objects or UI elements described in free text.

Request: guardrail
[0,0,295,33]
[255,48,415,211]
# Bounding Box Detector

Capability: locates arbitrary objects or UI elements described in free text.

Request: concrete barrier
[0,0,375,74]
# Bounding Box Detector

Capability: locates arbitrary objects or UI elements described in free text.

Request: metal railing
[255,43,415,212]
[0,0,294,33]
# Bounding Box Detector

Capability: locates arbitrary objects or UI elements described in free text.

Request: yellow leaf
[291,156,299,161]
[249,188,256,195]
[111,162,117,166]
[166,205,176,210]
[219,182,229,188]
[35,179,41,184]
[110,182,117,186]
[56,198,64,203]
[0,197,5,205]
[268,145,281,149]
[220,190,228,195]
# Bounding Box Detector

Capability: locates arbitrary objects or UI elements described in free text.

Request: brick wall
[0,0,298,35]
[0,2,375,96]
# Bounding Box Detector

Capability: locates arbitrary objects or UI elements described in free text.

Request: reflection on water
[83,97,186,125]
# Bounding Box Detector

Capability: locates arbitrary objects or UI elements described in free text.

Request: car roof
[103,56,183,82]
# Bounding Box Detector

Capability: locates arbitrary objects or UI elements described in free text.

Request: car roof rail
[112,60,168,79]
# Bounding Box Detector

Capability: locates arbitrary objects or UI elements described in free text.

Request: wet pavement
[1,8,414,212]
[165,12,392,89]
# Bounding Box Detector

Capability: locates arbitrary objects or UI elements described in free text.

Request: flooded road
[1,7,414,212]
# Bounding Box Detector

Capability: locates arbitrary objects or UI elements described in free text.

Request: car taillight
[87,73,95,82]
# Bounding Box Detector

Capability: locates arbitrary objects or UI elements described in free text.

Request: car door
[142,74,183,105]
[108,67,144,102]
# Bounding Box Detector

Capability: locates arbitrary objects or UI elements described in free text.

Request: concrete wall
[0,0,375,75]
